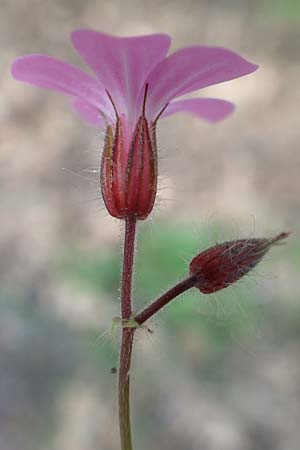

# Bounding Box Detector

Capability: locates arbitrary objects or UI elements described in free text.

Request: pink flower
[11,30,258,128]
[11,30,258,219]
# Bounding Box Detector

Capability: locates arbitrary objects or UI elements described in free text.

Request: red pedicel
[189,232,289,294]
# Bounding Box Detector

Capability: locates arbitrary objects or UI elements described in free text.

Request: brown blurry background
[1,1,300,450]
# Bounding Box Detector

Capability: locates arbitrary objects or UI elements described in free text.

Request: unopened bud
[189,232,289,293]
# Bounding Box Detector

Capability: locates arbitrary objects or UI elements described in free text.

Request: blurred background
[1,0,300,449]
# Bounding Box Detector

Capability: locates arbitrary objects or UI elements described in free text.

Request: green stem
[119,327,135,450]
[118,216,137,450]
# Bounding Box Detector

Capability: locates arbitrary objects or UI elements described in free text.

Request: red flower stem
[119,215,137,450]
[121,215,136,318]
[135,274,198,326]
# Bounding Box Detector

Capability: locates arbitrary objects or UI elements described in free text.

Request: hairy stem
[135,274,198,325]
[119,216,137,450]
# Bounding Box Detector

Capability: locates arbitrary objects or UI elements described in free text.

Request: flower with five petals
[11,30,258,219]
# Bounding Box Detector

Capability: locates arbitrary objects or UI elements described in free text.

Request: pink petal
[71,30,171,118]
[11,54,107,109]
[145,46,258,116]
[71,98,105,126]
[162,98,235,122]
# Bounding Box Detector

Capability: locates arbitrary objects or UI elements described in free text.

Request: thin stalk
[119,215,137,450]
[135,274,198,326]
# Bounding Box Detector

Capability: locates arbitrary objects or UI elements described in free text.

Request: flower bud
[189,232,289,293]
